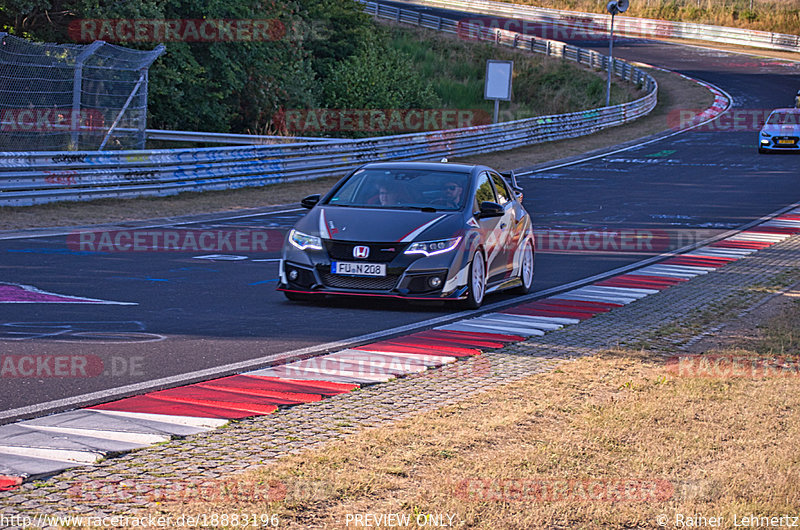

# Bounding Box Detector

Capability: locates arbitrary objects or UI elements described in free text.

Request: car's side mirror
[301,194,321,209]
[478,201,504,218]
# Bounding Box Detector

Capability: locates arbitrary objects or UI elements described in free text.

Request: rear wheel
[511,240,534,295]
[463,252,486,309]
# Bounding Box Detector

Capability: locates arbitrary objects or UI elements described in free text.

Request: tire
[511,240,534,295]
[463,251,486,309]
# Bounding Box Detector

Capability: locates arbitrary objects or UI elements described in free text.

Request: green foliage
[1,0,75,41]
[321,41,440,109]
[683,6,708,20]
[655,1,683,19]
[386,25,633,119]
[741,9,759,22]
[0,0,363,133]
[299,0,374,79]
[140,0,317,133]
[1,1,635,138]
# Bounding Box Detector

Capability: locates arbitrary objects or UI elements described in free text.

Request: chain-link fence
[0,34,164,151]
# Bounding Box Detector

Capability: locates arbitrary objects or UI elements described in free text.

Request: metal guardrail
[0,1,657,206]
[403,0,800,52]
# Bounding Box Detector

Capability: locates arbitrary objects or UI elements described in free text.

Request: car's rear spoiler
[501,170,524,200]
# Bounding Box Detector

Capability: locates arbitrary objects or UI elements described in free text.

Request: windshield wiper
[397,206,439,212]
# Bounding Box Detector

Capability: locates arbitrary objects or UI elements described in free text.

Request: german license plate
[778,139,795,145]
[331,261,386,277]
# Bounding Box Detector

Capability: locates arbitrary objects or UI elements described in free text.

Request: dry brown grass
[507,0,800,35]
[141,289,800,529]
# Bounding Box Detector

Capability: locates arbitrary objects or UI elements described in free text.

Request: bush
[322,42,440,109]
[741,9,759,22]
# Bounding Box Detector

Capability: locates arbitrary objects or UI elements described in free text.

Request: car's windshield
[767,112,800,125]
[326,168,471,210]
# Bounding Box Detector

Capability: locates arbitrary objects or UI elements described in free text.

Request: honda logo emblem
[353,245,370,259]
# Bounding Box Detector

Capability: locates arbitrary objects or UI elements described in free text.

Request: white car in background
[759,108,800,153]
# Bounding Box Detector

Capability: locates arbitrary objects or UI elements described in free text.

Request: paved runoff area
[1,208,800,525]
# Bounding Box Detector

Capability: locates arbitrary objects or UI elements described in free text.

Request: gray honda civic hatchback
[277,161,534,308]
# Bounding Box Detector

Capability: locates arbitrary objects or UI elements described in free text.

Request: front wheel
[511,240,534,295]
[462,251,486,309]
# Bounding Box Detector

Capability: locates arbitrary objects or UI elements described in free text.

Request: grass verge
[387,23,639,119]
[141,281,800,528]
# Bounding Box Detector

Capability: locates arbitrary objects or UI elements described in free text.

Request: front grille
[774,136,799,147]
[320,272,400,290]
[324,241,406,263]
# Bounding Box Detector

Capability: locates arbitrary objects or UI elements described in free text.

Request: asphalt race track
[1,5,798,421]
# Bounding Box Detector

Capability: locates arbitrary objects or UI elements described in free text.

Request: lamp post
[605,0,629,107]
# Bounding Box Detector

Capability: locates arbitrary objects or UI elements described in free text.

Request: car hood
[761,123,800,135]
[295,206,463,243]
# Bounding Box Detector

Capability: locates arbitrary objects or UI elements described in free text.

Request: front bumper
[760,135,800,151]
[278,242,469,300]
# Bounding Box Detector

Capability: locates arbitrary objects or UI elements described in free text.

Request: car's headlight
[404,236,462,257]
[288,229,323,251]
[761,131,771,137]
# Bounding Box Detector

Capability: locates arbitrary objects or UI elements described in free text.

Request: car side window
[489,172,512,205]
[473,172,497,212]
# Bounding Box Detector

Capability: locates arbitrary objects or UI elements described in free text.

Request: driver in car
[438,180,464,208]
[377,183,400,206]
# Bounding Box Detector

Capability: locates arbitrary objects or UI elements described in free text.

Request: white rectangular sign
[484,60,513,101]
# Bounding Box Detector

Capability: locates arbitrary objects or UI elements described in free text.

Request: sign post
[484,60,513,123]
[605,0,629,107]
